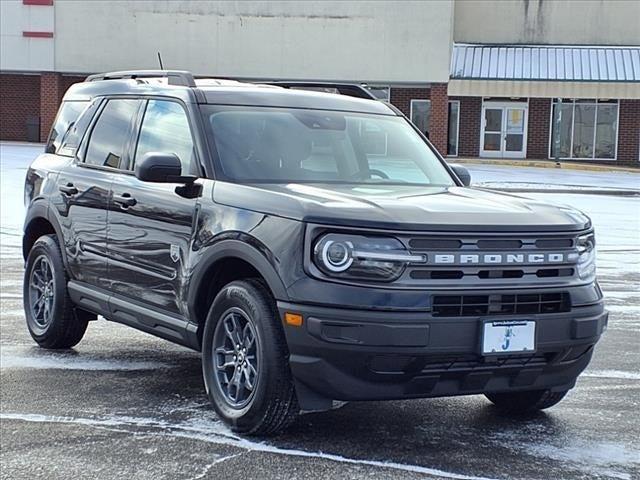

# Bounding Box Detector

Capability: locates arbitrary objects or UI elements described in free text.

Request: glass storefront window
[572,103,596,158]
[551,102,574,158]
[410,99,431,138]
[447,101,459,156]
[550,99,618,160]
[595,103,617,159]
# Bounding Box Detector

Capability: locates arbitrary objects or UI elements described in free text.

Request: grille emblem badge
[431,252,566,265]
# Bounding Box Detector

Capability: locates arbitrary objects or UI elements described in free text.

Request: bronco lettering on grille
[432,253,566,265]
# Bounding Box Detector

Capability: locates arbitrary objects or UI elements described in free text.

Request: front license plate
[482,321,535,355]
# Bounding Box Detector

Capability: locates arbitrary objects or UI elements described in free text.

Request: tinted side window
[84,99,140,169]
[134,100,197,175]
[46,101,89,154]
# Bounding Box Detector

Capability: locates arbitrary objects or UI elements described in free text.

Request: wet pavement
[1,144,639,480]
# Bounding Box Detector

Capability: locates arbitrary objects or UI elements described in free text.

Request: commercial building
[1,0,639,165]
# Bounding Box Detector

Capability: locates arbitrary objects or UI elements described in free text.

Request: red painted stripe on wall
[23,0,54,5]
[22,31,54,38]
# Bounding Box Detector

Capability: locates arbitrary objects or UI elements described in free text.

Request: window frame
[547,98,619,161]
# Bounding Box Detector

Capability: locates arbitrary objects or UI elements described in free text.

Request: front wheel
[485,389,569,413]
[202,279,298,435]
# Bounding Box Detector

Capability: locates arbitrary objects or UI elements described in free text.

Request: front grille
[432,292,571,317]
[399,232,583,288]
[369,352,556,375]
[420,352,552,373]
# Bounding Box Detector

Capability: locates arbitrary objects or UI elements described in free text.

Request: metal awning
[449,44,640,98]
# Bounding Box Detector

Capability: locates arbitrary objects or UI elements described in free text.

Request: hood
[212,182,590,232]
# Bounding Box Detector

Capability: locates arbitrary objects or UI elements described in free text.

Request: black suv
[23,70,607,435]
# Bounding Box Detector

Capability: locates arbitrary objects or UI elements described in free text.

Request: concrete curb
[448,158,640,174]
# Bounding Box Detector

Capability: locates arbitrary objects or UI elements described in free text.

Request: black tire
[202,279,298,436]
[23,234,88,349]
[485,389,569,413]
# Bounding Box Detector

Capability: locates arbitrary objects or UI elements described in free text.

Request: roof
[200,87,393,115]
[64,76,395,116]
[451,44,640,82]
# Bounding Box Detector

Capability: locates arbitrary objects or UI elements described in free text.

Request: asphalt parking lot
[1,144,639,480]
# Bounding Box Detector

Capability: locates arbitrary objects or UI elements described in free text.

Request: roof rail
[85,70,197,87]
[264,82,377,100]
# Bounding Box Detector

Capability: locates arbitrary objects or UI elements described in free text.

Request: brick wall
[39,73,86,142]
[40,73,64,142]
[389,85,449,156]
[429,84,448,156]
[0,74,41,141]
[527,98,551,159]
[618,100,640,166]
[453,96,481,157]
[61,75,86,93]
[389,87,430,117]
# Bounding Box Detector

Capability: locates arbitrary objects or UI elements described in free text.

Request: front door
[107,99,201,316]
[481,102,528,159]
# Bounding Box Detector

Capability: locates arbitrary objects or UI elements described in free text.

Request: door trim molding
[68,280,200,350]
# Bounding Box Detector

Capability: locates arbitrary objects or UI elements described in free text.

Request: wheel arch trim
[187,239,290,322]
[22,201,68,267]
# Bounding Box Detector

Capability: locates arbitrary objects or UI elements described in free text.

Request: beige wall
[53,0,453,83]
[454,0,640,46]
[0,0,54,71]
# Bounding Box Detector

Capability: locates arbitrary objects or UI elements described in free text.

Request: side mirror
[450,164,471,187]
[135,152,195,183]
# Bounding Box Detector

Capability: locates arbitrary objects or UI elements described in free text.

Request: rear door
[54,98,142,289]
[106,98,201,316]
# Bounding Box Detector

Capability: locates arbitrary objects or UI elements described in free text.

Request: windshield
[203,106,455,186]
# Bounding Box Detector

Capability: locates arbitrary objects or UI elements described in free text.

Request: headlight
[313,233,425,282]
[576,232,596,281]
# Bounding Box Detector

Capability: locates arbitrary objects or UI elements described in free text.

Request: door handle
[59,183,78,196]
[113,193,137,208]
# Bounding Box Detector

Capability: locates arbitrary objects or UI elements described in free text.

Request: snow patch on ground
[465,164,640,191]
[0,348,173,371]
[488,430,640,480]
[0,412,500,480]
[526,442,640,480]
[582,370,640,381]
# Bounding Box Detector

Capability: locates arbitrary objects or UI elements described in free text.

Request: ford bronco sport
[23,70,607,435]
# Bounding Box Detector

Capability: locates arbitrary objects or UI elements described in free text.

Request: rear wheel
[23,235,88,349]
[485,389,568,413]
[202,279,298,436]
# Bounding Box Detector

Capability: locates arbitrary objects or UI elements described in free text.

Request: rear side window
[134,100,198,175]
[84,99,140,169]
[46,101,89,154]
[57,99,102,157]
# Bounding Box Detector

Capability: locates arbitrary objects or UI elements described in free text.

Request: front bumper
[278,299,607,411]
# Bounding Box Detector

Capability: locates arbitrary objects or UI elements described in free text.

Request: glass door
[503,107,526,158]
[481,102,528,158]
[482,107,503,155]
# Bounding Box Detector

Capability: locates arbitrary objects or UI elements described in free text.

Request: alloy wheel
[212,307,260,408]
[28,255,55,328]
